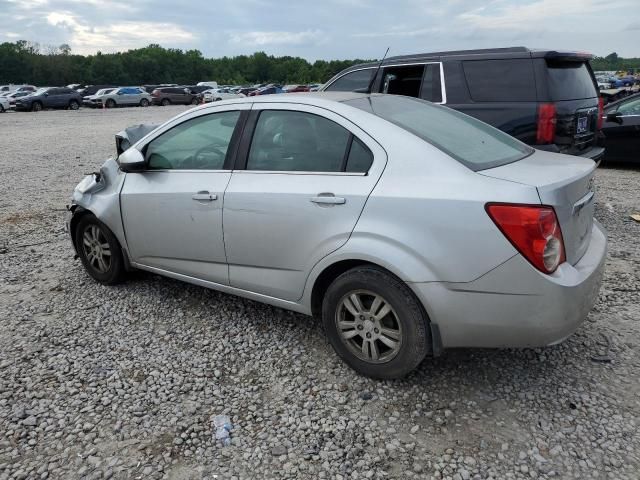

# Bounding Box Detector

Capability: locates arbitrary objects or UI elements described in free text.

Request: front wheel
[68,100,79,110]
[322,266,431,379]
[140,98,149,107]
[32,102,42,112]
[74,215,125,285]
[191,97,199,105]
[105,99,116,109]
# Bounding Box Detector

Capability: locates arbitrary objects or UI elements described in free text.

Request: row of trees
[0,41,371,87]
[590,52,640,72]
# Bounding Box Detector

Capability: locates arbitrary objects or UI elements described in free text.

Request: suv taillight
[536,103,557,144]
[486,203,566,274]
[597,97,604,130]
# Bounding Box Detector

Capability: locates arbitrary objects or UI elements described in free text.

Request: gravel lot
[0,107,639,480]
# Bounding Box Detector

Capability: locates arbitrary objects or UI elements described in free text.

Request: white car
[202,88,245,103]
[0,96,9,112]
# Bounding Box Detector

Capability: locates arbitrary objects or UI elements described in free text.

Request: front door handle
[311,195,346,205]
[192,191,218,202]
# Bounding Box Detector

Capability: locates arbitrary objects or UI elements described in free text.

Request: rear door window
[325,69,374,92]
[546,61,597,101]
[382,64,425,98]
[463,59,536,102]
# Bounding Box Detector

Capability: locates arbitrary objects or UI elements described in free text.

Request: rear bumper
[410,220,607,348]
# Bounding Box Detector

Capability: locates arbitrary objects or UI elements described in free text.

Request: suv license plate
[577,116,589,134]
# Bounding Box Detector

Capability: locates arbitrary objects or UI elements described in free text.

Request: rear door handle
[192,191,217,202]
[311,195,346,205]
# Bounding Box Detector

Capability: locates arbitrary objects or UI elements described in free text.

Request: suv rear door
[535,57,600,156]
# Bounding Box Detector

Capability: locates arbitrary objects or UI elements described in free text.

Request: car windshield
[343,95,533,171]
[32,88,49,96]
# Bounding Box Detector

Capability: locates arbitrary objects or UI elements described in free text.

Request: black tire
[0,105,4,113]
[140,98,149,107]
[322,266,431,379]
[32,101,42,112]
[68,100,79,110]
[106,99,116,109]
[161,98,170,106]
[74,214,125,285]
[190,97,199,105]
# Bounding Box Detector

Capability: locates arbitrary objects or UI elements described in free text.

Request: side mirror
[118,147,146,172]
[606,112,623,124]
[117,91,124,95]
[43,92,49,97]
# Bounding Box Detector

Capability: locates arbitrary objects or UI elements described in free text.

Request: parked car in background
[202,88,245,102]
[309,84,323,92]
[248,85,284,96]
[0,84,32,94]
[151,87,200,106]
[600,92,640,163]
[322,47,604,162]
[66,92,606,379]
[15,87,83,112]
[4,91,31,109]
[237,87,258,96]
[197,81,218,89]
[283,85,310,93]
[99,87,152,108]
[83,88,117,107]
[0,96,9,112]
[186,85,211,95]
[79,85,117,96]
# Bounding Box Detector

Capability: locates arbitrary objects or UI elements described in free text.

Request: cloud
[45,11,194,53]
[229,30,324,46]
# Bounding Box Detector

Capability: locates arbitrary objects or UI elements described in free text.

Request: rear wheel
[68,100,79,110]
[139,98,149,107]
[105,99,116,109]
[74,215,125,285]
[190,97,199,105]
[161,98,170,106]
[322,266,431,379]
[32,101,42,112]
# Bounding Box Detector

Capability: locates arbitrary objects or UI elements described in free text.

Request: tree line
[590,52,640,73]
[0,41,371,87]
[1,41,637,87]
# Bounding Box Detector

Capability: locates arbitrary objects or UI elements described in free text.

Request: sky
[1,0,639,60]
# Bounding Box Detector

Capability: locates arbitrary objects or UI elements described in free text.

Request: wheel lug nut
[366,332,372,338]
[357,325,363,330]
[359,315,365,320]
[374,328,379,334]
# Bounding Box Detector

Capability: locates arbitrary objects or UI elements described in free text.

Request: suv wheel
[191,97,199,105]
[106,99,116,109]
[161,98,170,106]
[140,98,149,107]
[68,100,79,110]
[75,215,125,285]
[32,102,42,112]
[0,104,4,113]
[322,266,431,379]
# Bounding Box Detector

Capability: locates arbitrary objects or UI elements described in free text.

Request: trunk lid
[480,150,596,265]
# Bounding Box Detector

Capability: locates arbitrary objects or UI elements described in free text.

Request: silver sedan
[65,93,606,378]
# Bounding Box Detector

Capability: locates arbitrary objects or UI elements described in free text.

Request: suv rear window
[463,59,536,102]
[546,61,597,101]
[343,95,532,171]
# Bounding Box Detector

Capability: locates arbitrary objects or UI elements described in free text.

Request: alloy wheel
[82,224,112,273]
[335,290,402,364]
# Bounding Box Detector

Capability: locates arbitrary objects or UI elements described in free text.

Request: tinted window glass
[346,138,373,173]
[463,59,536,102]
[146,111,240,170]
[247,110,350,172]
[617,97,640,115]
[344,95,532,171]
[325,69,374,92]
[546,61,597,101]
[420,63,443,103]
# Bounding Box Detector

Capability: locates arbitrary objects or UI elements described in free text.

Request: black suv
[322,47,604,161]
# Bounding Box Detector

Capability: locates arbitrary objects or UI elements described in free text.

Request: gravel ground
[0,107,639,480]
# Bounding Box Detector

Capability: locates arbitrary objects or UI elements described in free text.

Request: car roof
[340,46,593,72]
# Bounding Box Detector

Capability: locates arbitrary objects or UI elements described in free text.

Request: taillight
[486,203,566,274]
[597,97,604,130]
[536,103,556,144]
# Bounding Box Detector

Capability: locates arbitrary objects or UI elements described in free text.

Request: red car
[284,85,310,93]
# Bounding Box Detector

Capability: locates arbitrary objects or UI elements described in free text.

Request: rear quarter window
[325,69,374,92]
[463,59,536,102]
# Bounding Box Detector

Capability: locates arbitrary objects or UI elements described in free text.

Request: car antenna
[367,47,390,94]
